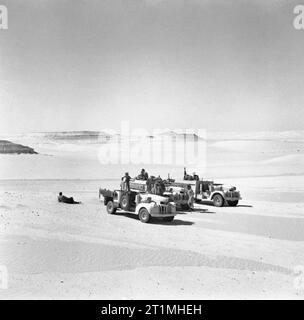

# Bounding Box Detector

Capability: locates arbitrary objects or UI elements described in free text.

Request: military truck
[163,185,190,210]
[130,178,190,211]
[165,169,241,207]
[98,185,176,223]
[168,179,241,207]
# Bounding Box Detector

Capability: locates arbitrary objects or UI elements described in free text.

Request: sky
[0,0,304,133]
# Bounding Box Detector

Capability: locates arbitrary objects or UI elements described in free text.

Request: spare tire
[121,194,130,211]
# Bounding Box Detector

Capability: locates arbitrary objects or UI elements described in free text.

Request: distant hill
[0,130,207,145]
[159,130,204,141]
[44,131,101,140]
[0,140,38,154]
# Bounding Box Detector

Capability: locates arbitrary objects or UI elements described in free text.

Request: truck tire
[121,194,130,211]
[180,203,190,211]
[227,200,238,207]
[106,201,116,214]
[163,216,174,222]
[138,208,151,223]
[212,194,224,207]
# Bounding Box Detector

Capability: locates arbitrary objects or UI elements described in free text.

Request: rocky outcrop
[0,140,38,154]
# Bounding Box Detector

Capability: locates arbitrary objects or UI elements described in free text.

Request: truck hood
[140,193,169,203]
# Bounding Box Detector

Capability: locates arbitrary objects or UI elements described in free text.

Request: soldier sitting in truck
[183,167,199,181]
[136,168,149,180]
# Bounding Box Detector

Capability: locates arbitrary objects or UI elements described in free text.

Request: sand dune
[0,131,303,299]
[1,130,304,179]
[0,177,303,299]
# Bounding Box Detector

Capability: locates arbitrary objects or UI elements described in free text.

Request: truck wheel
[227,200,238,206]
[163,216,174,222]
[121,194,130,211]
[106,201,116,214]
[138,208,150,223]
[213,194,224,207]
[181,203,190,211]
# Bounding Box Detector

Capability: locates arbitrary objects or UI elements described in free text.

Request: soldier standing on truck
[146,176,153,193]
[121,172,131,191]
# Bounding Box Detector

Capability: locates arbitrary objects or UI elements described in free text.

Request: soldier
[193,172,199,181]
[58,192,81,204]
[122,172,131,191]
[137,168,148,180]
[153,177,165,195]
[146,176,153,193]
[187,185,194,211]
[184,167,193,180]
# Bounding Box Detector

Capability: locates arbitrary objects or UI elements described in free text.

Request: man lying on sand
[58,192,81,204]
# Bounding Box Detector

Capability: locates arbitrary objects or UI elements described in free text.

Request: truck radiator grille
[226,191,239,198]
[159,205,168,213]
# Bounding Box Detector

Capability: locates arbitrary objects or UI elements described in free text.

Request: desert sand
[0,176,303,299]
[0,131,303,299]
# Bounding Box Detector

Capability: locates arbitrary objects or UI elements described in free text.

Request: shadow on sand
[150,219,194,226]
[236,204,253,208]
[198,200,253,208]
[114,211,194,226]
[177,208,216,215]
